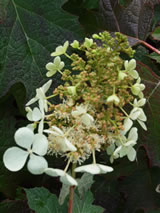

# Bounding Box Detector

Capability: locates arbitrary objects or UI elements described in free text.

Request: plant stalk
[141,40,160,55]
[68,163,76,213]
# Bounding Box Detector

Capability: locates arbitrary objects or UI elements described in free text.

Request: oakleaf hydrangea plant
[3,31,147,212]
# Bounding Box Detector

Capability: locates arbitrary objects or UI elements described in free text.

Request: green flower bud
[71,40,79,49]
[67,86,77,96]
[84,38,93,48]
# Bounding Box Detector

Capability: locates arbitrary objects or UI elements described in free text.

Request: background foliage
[0,0,160,212]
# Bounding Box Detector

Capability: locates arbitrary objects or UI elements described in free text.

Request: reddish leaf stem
[68,163,76,213]
[68,186,75,213]
[141,40,160,55]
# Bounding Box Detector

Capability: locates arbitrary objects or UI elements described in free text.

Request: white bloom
[44,126,77,152]
[51,41,69,57]
[26,80,52,112]
[106,94,120,105]
[25,107,45,134]
[131,77,145,98]
[3,127,48,174]
[44,168,77,186]
[46,56,64,77]
[72,105,94,127]
[113,128,138,161]
[130,107,147,130]
[74,163,113,175]
[122,98,147,134]
[133,98,146,107]
[124,59,139,79]
[122,117,133,135]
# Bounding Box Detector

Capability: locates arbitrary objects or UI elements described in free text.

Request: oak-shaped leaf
[0,0,84,100]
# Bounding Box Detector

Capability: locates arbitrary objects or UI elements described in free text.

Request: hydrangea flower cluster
[3,32,147,186]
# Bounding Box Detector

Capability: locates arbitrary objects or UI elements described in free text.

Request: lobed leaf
[99,0,155,46]
[25,187,67,213]
[0,0,84,100]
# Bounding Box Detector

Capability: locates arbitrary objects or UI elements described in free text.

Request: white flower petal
[46,62,56,71]
[130,108,141,120]
[54,56,61,66]
[138,109,147,121]
[36,88,45,100]
[113,146,122,156]
[26,123,36,131]
[46,70,57,77]
[122,118,133,135]
[27,154,48,175]
[44,168,65,177]
[128,59,136,70]
[75,164,100,174]
[75,164,113,175]
[129,70,139,79]
[128,127,138,142]
[38,119,44,134]
[3,147,28,171]
[119,147,128,158]
[124,60,129,70]
[26,97,38,106]
[137,120,147,130]
[51,126,64,136]
[125,140,136,146]
[127,147,136,161]
[38,99,45,113]
[97,164,113,173]
[60,174,78,186]
[25,107,33,121]
[42,80,52,93]
[14,127,34,149]
[32,134,48,156]
[64,138,77,152]
[59,61,64,70]
[81,114,94,126]
[32,107,43,121]
[137,98,146,107]
[106,94,120,104]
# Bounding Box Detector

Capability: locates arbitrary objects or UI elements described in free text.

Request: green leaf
[0,0,84,101]
[73,191,104,213]
[82,0,99,9]
[63,0,103,34]
[151,26,160,40]
[25,187,67,213]
[148,52,160,63]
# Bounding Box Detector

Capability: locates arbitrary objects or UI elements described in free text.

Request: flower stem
[68,163,76,213]
[92,149,96,164]
[46,94,57,100]
[141,40,160,55]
